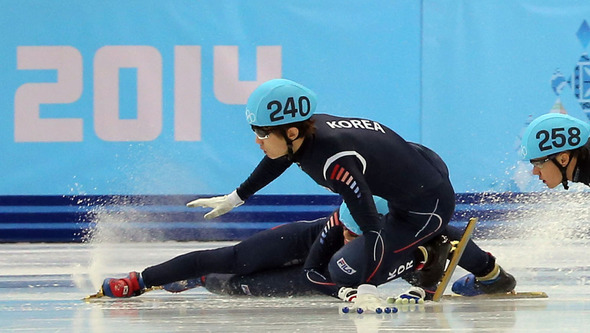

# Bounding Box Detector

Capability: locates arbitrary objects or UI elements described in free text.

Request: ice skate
[100,271,146,298]
[451,264,516,296]
[415,234,452,287]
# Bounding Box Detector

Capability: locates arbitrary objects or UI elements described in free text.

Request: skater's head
[520,113,590,189]
[246,79,316,127]
[246,79,317,160]
[338,196,389,237]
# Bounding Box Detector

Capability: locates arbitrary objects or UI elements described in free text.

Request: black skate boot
[415,234,452,288]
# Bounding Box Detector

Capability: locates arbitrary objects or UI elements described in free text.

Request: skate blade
[432,217,478,302]
[82,286,163,302]
[442,291,548,300]
[83,288,105,301]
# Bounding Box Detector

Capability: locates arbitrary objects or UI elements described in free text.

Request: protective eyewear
[251,126,272,140]
[530,157,551,169]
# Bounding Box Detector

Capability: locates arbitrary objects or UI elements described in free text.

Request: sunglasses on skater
[251,125,273,140]
[530,156,551,168]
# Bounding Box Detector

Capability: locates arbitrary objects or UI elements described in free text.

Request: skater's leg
[143,220,323,287]
[203,265,321,297]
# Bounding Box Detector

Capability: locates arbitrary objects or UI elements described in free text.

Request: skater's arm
[323,155,382,234]
[187,156,292,219]
[236,155,292,200]
[303,211,346,273]
[323,156,384,283]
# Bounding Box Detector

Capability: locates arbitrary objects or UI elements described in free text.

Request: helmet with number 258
[245,79,317,127]
[520,113,590,160]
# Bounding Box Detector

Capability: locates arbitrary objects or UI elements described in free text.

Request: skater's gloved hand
[338,287,358,302]
[186,190,244,219]
[350,284,391,314]
[387,286,426,304]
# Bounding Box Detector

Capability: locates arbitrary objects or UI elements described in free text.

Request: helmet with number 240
[245,79,317,127]
[520,113,590,160]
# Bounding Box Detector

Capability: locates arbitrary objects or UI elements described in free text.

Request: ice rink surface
[2,236,590,333]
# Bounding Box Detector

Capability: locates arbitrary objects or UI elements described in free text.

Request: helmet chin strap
[550,157,571,190]
[280,131,295,161]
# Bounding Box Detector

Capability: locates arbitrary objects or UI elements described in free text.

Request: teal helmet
[245,79,317,127]
[520,113,590,160]
[338,196,389,235]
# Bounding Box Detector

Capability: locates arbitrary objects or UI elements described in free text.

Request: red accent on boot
[107,272,141,297]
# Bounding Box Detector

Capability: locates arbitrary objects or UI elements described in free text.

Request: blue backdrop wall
[2,1,590,241]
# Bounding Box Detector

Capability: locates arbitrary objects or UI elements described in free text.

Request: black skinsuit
[236,114,456,289]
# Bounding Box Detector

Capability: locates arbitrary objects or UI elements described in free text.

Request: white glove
[186,190,244,219]
[386,286,426,304]
[342,284,395,314]
[338,287,358,302]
